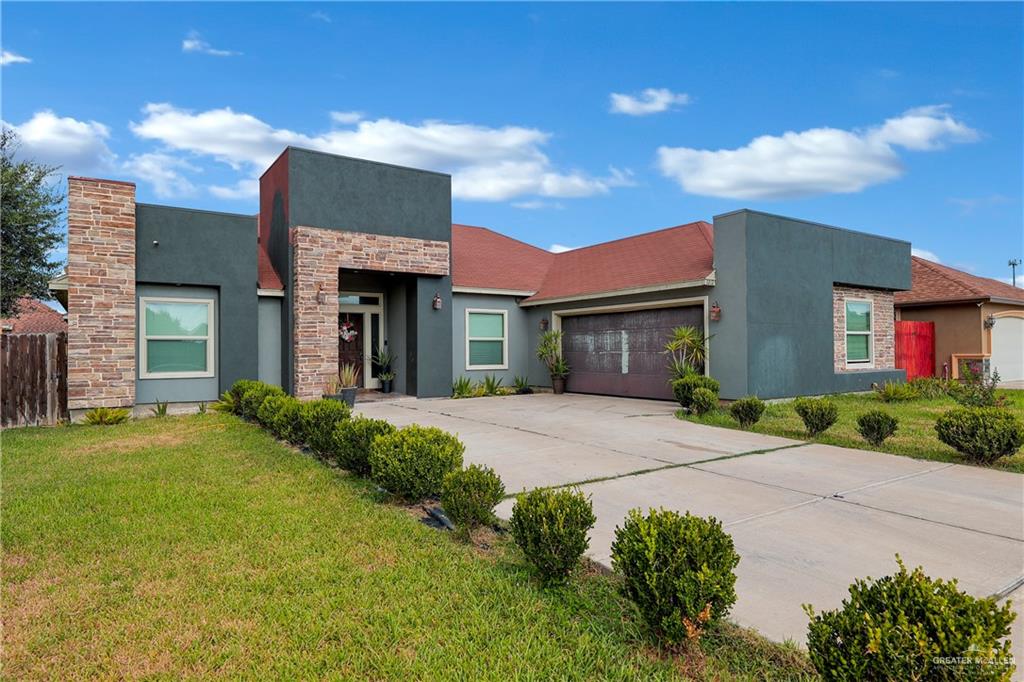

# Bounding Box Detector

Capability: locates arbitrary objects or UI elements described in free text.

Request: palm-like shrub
[82,407,131,425]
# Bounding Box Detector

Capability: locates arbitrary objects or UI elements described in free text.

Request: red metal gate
[895,320,935,380]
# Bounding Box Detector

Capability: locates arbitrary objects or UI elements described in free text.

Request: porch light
[432,293,443,310]
[710,302,722,321]
[984,314,996,329]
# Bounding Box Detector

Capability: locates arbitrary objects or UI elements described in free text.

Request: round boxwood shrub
[671,374,721,409]
[935,407,1024,465]
[333,416,396,475]
[856,410,898,447]
[240,383,285,421]
[256,393,290,429]
[298,399,351,456]
[805,557,1016,681]
[368,425,464,500]
[268,395,302,443]
[509,487,596,585]
[228,379,261,415]
[793,397,839,437]
[690,387,718,415]
[729,396,766,428]
[441,464,505,534]
[611,508,739,645]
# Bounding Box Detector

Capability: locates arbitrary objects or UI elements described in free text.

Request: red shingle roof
[895,257,1024,306]
[452,224,554,292]
[0,298,67,334]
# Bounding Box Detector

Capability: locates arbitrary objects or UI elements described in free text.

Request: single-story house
[0,298,67,334]
[53,146,911,415]
[895,256,1024,381]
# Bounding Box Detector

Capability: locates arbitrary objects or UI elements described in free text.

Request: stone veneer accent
[833,285,895,372]
[67,177,137,409]
[292,225,450,399]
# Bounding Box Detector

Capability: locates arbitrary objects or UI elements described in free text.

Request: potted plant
[536,330,571,394]
[373,348,395,394]
[325,362,361,407]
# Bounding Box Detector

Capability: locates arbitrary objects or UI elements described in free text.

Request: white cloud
[330,110,363,125]
[512,200,565,210]
[2,110,115,173]
[610,88,690,116]
[549,244,576,253]
[911,248,940,263]
[310,10,331,23]
[1,51,31,66]
[130,103,630,201]
[948,194,1010,216]
[658,105,979,200]
[209,178,259,200]
[182,31,240,57]
[122,153,198,199]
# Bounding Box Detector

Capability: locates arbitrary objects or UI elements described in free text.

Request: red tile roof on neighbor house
[895,256,1024,307]
[0,298,67,334]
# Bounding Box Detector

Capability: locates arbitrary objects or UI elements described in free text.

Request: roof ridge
[914,256,987,298]
[452,223,554,257]
[550,220,711,258]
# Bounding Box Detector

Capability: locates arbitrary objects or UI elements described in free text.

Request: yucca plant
[482,374,503,396]
[82,407,132,425]
[338,362,361,389]
[665,325,710,378]
[212,391,236,413]
[513,375,533,394]
[452,376,473,398]
[150,400,169,418]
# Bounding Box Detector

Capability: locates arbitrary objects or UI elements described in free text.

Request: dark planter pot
[551,377,566,395]
[380,379,393,394]
[325,387,358,408]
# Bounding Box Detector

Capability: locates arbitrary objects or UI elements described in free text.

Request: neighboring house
[0,298,67,334]
[895,257,1024,382]
[52,147,910,414]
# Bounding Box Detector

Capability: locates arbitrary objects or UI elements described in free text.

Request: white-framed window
[139,296,215,379]
[466,309,508,370]
[845,298,873,368]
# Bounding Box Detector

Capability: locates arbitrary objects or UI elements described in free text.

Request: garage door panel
[991,317,1024,382]
[562,305,703,400]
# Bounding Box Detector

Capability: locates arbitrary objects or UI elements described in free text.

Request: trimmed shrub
[690,387,718,415]
[874,381,918,403]
[240,383,285,421]
[441,464,505,533]
[298,399,351,456]
[805,557,1016,682]
[793,397,839,437]
[856,410,898,447]
[509,487,596,585]
[333,416,396,475]
[611,508,739,644]
[229,379,261,415]
[269,396,302,443]
[672,374,721,409]
[82,407,131,425]
[935,407,1024,465]
[256,394,290,429]
[729,396,766,428]
[368,425,464,500]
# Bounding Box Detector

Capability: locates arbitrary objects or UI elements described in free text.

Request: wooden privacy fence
[895,320,935,380]
[1,332,68,427]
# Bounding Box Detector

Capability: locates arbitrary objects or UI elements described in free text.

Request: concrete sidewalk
[357,393,1024,658]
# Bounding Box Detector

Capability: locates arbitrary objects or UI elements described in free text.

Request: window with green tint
[845,300,872,365]
[466,311,506,368]
[146,340,208,373]
[141,297,214,377]
[145,302,209,336]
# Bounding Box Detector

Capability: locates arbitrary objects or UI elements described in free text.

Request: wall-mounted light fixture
[317,283,329,305]
[984,314,996,330]
[432,293,443,310]
[539,318,549,331]
[710,301,722,321]
[152,240,159,247]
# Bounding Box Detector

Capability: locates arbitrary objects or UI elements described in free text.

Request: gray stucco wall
[711,210,911,399]
[135,284,220,404]
[453,293,533,385]
[135,204,259,399]
[258,296,282,386]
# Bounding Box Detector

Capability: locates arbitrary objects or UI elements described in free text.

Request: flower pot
[380,379,393,394]
[325,387,358,408]
[551,377,566,394]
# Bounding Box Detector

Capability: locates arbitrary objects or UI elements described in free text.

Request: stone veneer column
[67,177,137,410]
[833,285,895,371]
[291,225,450,400]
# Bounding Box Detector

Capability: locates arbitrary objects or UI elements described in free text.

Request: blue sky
[3,2,1022,282]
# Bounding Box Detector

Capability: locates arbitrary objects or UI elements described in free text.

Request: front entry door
[339,313,365,387]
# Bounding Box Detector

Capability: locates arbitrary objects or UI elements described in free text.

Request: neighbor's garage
[560,304,704,400]
[990,315,1024,382]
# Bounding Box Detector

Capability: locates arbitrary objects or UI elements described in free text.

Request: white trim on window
[844,297,874,369]
[139,296,216,379]
[465,308,508,370]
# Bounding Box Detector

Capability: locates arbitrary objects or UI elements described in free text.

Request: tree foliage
[0,129,65,317]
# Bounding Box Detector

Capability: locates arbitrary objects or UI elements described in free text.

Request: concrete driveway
[357,393,1024,654]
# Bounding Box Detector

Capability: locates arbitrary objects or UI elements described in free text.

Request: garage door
[561,305,704,400]
[991,316,1024,382]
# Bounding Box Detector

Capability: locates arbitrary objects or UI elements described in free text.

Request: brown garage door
[561,305,704,400]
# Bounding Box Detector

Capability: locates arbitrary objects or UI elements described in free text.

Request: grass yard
[681,390,1024,473]
[2,414,814,680]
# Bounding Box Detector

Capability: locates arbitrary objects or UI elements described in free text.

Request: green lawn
[680,390,1024,473]
[2,414,814,680]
